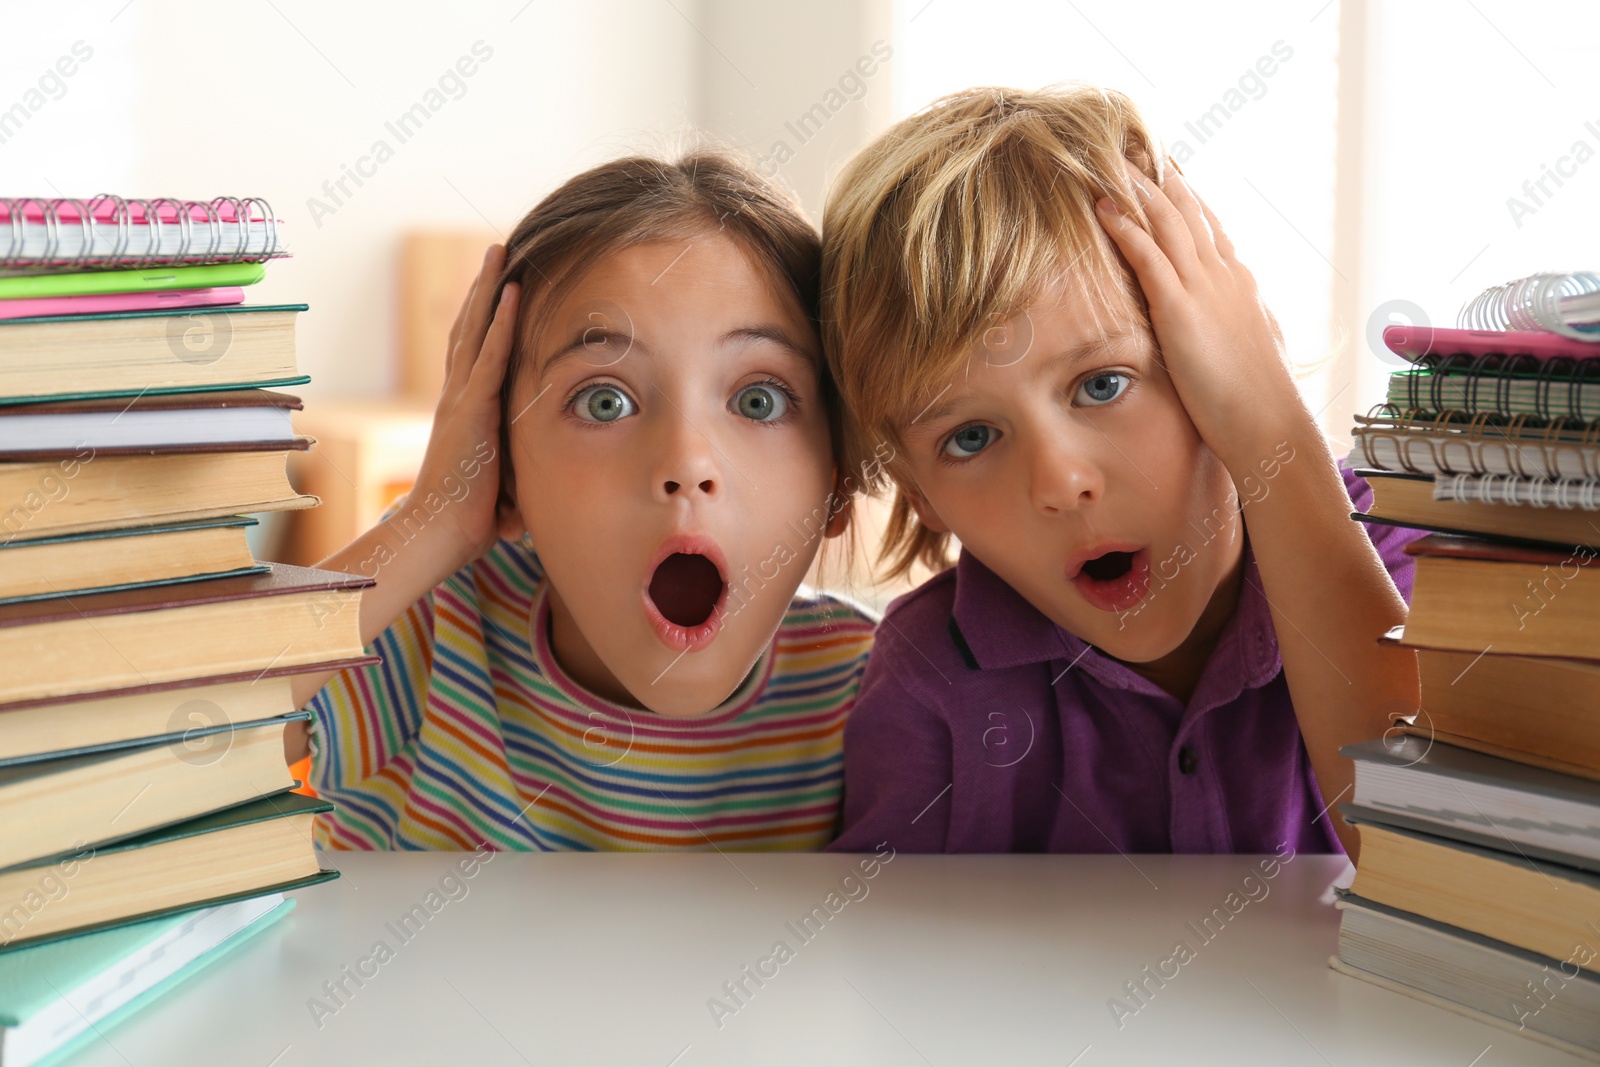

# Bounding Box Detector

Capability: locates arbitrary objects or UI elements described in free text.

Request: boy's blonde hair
[822,85,1164,579]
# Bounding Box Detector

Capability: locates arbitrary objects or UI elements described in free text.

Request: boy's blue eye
[733,384,788,422]
[943,423,994,459]
[574,385,636,423]
[1077,373,1128,406]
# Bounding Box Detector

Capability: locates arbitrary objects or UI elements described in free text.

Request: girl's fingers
[1160,165,1224,266]
[1122,159,1200,279]
[452,244,508,385]
[445,246,497,379]
[1097,196,1182,303]
[469,282,521,399]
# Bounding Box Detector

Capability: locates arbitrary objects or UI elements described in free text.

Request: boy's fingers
[1097,197,1181,300]
[1161,167,1222,266]
[1122,159,1199,279]
[1189,187,1236,261]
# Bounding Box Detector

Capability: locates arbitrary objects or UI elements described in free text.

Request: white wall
[1,0,702,398]
[694,0,895,219]
[1358,0,1600,405]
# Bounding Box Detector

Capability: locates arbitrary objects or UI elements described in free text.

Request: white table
[64,852,1583,1066]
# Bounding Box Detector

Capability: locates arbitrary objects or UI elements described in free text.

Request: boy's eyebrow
[904,327,1137,435]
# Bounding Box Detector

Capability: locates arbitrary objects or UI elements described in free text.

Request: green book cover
[0,377,312,408]
[0,517,258,551]
[0,263,267,300]
[4,793,332,878]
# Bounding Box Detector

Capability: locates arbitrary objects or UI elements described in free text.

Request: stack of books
[1333,312,1600,1061]
[0,195,377,1063]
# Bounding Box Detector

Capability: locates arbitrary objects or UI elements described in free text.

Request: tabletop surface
[62,850,1585,1067]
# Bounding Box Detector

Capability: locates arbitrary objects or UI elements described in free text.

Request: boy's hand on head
[1096,159,1299,470]
[405,243,524,573]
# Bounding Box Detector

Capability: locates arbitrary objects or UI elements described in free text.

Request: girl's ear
[496,487,529,546]
[822,494,852,539]
[902,484,950,534]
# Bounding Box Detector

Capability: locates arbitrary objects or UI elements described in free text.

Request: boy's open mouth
[647,552,725,628]
[1068,545,1151,614]
[1080,550,1135,582]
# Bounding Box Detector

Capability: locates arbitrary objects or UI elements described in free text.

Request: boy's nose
[1030,437,1103,514]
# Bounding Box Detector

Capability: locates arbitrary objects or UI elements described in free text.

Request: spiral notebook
[1383,324,1600,420]
[0,196,287,274]
[1458,271,1600,339]
[1352,409,1600,481]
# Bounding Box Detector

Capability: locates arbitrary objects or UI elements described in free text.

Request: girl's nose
[653,411,722,502]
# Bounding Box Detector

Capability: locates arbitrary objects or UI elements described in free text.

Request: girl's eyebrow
[537,327,651,380]
[722,325,818,367]
[537,324,817,382]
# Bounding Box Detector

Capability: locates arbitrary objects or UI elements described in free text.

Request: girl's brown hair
[821,85,1164,579]
[495,148,853,519]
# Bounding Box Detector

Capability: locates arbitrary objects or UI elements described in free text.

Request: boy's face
[504,234,840,717]
[896,274,1244,664]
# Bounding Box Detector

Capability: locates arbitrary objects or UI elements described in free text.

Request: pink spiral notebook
[0,287,245,321]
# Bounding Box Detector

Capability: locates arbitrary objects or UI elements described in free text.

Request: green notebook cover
[0,302,306,328]
[0,263,267,300]
[16,898,297,1067]
[0,894,292,1026]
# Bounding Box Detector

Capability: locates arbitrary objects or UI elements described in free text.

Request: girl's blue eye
[1077,373,1128,406]
[943,423,994,459]
[733,384,788,422]
[574,385,636,423]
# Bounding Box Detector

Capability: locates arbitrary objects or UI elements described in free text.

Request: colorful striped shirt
[307,536,877,851]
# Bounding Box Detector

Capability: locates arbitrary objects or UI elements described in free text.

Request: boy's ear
[902,484,950,534]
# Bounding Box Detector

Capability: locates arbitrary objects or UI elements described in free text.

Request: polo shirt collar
[949,543,1283,701]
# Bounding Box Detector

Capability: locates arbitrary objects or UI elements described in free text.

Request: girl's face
[505,233,840,717]
[895,273,1243,664]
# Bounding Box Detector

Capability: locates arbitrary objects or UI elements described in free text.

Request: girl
[821,86,1425,860]
[285,149,876,851]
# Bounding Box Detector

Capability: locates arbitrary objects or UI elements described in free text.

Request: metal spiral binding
[1459,271,1600,340]
[0,196,282,270]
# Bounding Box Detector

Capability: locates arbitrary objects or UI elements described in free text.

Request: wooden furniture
[282,398,435,567]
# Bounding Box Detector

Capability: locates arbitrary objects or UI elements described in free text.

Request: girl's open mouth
[643,543,728,652]
[1068,546,1151,613]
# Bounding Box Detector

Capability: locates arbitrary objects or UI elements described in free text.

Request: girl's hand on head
[404,243,524,573]
[1095,159,1299,469]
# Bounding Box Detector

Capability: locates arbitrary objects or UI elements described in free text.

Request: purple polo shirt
[829,460,1428,854]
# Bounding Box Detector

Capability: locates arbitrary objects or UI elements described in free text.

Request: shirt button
[1178,746,1198,775]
